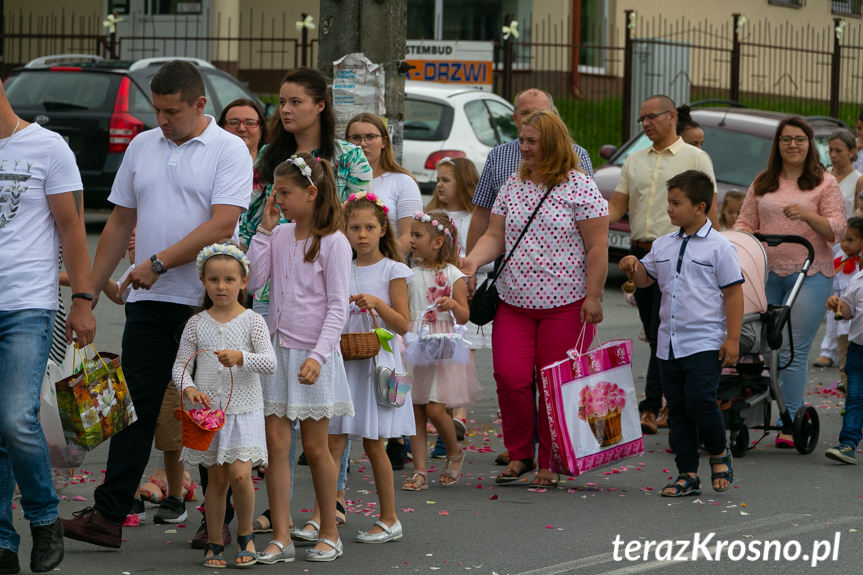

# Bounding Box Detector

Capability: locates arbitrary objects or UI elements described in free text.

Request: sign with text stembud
[405,40,493,91]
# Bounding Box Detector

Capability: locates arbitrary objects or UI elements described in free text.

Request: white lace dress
[173,309,276,467]
[446,209,493,349]
[329,258,417,439]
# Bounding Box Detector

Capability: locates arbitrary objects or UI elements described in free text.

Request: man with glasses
[608,94,717,435]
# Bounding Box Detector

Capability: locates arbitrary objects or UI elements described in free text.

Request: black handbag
[469,186,554,326]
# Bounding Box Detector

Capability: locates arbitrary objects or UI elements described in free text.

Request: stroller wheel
[729,422,749,458]
[792,406,819,454]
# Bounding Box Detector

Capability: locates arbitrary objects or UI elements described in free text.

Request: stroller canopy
[720,230,768,316]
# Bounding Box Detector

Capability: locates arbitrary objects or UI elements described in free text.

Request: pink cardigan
[247,223,351,365]
[734,174,845,277]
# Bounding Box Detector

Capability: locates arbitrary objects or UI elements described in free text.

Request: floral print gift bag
[540,339,643,476]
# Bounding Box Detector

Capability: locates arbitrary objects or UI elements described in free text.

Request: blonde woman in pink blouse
[734,116,846,448]
[462,110,608,487]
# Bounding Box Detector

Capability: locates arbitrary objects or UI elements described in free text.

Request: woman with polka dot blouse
[461,110,609,487]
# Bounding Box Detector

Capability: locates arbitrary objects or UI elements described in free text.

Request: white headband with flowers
[414,211,454,244]
[435,156,455,167]
[289,154,314,186]
[196,243,250,275]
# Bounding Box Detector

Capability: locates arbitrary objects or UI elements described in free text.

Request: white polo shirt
[641,220,743,360]
[108,115,252,306]
[841,269,863,346]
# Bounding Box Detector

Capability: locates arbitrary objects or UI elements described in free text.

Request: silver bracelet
[256,225,273,236]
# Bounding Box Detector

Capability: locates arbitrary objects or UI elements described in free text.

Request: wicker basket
[340,311,381,361]
[173,350,233,451]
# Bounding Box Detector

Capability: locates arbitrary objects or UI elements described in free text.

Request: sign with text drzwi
[405,40,494,92]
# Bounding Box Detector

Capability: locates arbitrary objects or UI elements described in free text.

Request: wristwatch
[150,254,168,275]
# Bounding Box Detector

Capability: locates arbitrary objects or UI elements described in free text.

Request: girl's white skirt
[262,342,355,421]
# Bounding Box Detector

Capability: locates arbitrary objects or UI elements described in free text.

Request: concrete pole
[318,0,407,161]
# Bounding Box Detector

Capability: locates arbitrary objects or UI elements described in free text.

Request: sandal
[335,500,346,526]
[138,476,167,504]
[495,458,535,484]
[709,450,734,492]
[182,478,198,502]
[528,473,560,488]
[252,508,272,533]
[234,533,258,568]
[440,449,465,487]
[202,542,227,569]
[661,474,702,497]
[401,470,428,491]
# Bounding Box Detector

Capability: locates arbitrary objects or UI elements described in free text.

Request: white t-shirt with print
[0,123,82,311]
[108,116,252,306]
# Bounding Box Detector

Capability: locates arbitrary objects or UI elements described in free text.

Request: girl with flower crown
[247,152,354,563]
[173,243,277,568]
[401,209,480,491]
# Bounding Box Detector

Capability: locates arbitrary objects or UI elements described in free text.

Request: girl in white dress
[328,191,415,542]
[401,210,480,491]
[173,243,277,568]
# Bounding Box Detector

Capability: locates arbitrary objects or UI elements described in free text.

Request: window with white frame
[833,0,862,16]
[768,0,804,8]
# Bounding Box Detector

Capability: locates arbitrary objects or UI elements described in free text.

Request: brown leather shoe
[656,406,669,428]
[62,507,122,549]
[640,411,658,434]
[494,450,510,466]
[191,517,232,549]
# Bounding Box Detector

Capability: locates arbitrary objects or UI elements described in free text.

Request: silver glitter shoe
[256,540,295,564]
[356,520,403,544]
[290,520,319,542]
[305,537,343,562]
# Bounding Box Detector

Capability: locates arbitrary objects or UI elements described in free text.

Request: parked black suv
[3,55,266,208]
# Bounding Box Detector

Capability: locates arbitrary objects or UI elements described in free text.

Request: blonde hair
[718,190,745,229]
[517,110,582,188]
[425,157,478,213]
[273,153,343,262]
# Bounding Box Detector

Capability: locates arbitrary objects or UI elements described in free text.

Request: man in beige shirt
[608,94,717,434]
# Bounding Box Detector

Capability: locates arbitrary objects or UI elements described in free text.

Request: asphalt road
[9,224,862,575]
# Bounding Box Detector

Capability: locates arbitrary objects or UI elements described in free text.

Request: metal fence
[495,10,863,164]
[0,7,316,95]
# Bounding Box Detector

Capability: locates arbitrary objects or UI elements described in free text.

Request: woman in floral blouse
[461,110,609,488]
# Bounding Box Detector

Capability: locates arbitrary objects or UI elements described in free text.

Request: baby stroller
[717,231,819,457]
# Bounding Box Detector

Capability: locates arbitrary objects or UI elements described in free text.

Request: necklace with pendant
[0,116,21,154]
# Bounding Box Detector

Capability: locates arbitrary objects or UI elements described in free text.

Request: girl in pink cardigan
[247,153,353,563]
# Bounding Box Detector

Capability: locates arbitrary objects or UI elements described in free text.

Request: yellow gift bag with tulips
[54,345,137,450]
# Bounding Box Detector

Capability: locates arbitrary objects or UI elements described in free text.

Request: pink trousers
[492,299,595,469]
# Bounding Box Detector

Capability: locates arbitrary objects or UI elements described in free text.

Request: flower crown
[346,191,389,215]
[414,211,454,244]
[289,154,314,186]
[196,243,250,275]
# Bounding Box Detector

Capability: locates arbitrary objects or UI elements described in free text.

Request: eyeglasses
[347,133,382,144]
[225,118,260,128]
[637,110,671,124]
[778,136,809,145]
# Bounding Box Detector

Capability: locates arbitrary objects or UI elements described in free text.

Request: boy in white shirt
[825,262,863,465]
[619,170,743,497]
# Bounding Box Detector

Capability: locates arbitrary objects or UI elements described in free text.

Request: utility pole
[318,0,408,161]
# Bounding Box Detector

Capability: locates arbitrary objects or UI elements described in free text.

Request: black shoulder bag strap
[486,184,555,288]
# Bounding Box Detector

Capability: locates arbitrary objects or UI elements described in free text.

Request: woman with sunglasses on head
[345,113,422,256]
[734,116,846,449]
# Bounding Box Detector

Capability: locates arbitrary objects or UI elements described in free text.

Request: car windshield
[612,129,833,187]
[5,71,114,111]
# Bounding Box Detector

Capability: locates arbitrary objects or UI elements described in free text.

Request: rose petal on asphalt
[73,496,87,501]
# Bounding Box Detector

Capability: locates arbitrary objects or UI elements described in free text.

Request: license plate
[608,229,631,250]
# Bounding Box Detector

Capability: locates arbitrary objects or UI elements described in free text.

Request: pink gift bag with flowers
[540,338,643,476]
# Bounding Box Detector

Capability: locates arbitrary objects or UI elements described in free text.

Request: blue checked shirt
[473,139,594,209]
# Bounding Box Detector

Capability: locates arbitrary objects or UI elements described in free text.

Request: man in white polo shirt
[63,61,252,548]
